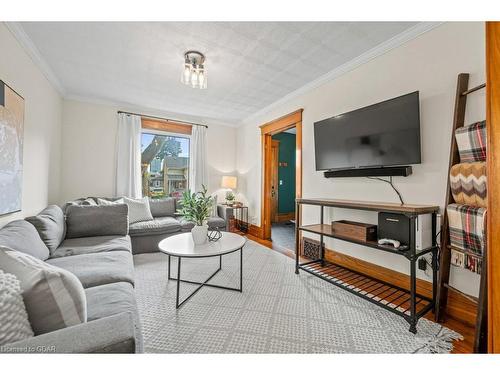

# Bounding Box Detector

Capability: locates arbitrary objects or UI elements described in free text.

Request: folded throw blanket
[450,162,487,207]
[455,121,487,163]
[447,203,486,274]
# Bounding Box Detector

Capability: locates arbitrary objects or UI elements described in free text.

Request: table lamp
[221,176,237,205]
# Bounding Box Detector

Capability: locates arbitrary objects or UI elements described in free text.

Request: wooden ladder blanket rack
[436,73,487,353]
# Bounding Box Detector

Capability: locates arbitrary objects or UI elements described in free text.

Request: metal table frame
[167,247,244,308]
[295,199,439,334]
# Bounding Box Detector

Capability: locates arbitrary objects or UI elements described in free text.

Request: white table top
[158,232,247,258]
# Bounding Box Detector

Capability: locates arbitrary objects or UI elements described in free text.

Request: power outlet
[418,258,427,271]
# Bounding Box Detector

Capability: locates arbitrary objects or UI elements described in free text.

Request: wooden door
[260,109,303,240]
[271,140,280,223]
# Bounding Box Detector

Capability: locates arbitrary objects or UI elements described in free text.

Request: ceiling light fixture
[181,50,207,89]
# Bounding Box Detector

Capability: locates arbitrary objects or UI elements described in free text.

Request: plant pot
[191,225,208,245]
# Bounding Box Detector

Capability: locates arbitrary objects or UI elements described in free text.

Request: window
[141,132,190,199]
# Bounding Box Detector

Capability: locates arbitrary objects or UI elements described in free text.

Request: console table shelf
[295,198,439,333]
[300,260,434,323]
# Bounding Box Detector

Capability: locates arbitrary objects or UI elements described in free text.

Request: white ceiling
[18,22,420,126]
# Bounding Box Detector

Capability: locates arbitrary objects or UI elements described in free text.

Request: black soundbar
[324,166,412,178]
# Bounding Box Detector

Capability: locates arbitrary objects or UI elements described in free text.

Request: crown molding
[240,22,443,126]
[4,22,66,95]
[64,93,239,128]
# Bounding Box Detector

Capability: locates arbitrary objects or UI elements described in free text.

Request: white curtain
[115,113,142,198]
[189,125,208,193]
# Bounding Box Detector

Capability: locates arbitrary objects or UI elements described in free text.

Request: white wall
[60,99,237,203]
[236,22,486,296]
[0,23,62,227]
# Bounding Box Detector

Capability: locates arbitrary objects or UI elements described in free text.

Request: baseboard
[248,224,264,239]
[274,212,295,223]
[323,248,477,327]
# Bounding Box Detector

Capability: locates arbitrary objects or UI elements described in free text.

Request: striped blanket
[450,162,487,207]
[455,121,487,163]
[447,203,486,274]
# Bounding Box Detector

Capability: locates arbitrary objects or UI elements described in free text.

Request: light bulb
[198,71,205,87]
[183,65,191,83]
[191,70,199,87]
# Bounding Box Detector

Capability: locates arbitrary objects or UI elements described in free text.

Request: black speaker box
[377,212,410,246]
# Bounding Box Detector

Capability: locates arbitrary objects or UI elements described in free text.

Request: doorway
[270,129,297,250]
[260,109,303,248]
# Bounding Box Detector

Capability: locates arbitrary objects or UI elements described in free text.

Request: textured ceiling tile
[20,22,418,124]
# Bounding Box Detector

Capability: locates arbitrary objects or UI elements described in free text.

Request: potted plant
[225,191,235,206]
[177,185,213,245]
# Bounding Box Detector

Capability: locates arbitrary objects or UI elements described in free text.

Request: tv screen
[314,91,421,171]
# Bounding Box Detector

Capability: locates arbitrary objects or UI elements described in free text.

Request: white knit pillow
[123,197,154,224]
[0,269,34,345]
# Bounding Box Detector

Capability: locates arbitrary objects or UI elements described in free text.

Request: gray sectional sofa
[67,197,233,254]
[0,197,232,353]
[0,205,141,353]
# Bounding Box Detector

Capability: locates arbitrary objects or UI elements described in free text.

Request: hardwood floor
[244,233,475,354]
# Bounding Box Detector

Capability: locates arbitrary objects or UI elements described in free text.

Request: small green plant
[225,191,235,203]
[177,185,213,226]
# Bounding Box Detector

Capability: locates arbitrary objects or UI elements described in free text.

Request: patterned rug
[134,240,462,353]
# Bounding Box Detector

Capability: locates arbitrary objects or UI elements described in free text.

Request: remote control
[377,238,401,248]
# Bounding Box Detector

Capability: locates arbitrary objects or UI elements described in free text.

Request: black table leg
[167,254,171,279]
[295,201,300,274]
[176,256,181,308]
[409,215,417,334]
[240,246,243,292]
[173,248,245,309]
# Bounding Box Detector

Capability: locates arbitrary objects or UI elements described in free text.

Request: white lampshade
[221,176,237,190]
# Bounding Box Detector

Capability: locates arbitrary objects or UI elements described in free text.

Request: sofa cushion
[47,251,134,288]
[129,216,181,236]
[85,281,143,352]
[25,205,65,254]
[51,235,132,258]
[149,197,176,217]
[123,197,154,224]
[85,282,137,322]
[0,246,87,335]
[0,220,50,260]
[208,216,226,229]
[65,204,129,238]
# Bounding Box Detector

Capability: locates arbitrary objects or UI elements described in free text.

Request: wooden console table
[294,198,439,333]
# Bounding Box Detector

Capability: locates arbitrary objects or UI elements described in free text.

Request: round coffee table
[158,232,246,308]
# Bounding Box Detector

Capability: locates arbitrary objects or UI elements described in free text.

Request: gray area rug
[134,240,462,353]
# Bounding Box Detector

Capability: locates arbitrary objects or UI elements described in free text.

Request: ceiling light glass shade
[182,62,191,84]
[181,51,207,89]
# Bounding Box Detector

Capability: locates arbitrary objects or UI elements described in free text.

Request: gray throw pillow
[0,246,87,335]
[97,197,124,206]
[65,204,129,238]
[123,197,154,224]
[0,220,50,260]
[0,269,34,345]
[149,197,176,217]
[25,205,65,254]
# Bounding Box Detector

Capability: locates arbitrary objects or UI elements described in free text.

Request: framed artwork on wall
[0,80,24,215]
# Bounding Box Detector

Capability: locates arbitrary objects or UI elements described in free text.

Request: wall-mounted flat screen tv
[314,91,421,171]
